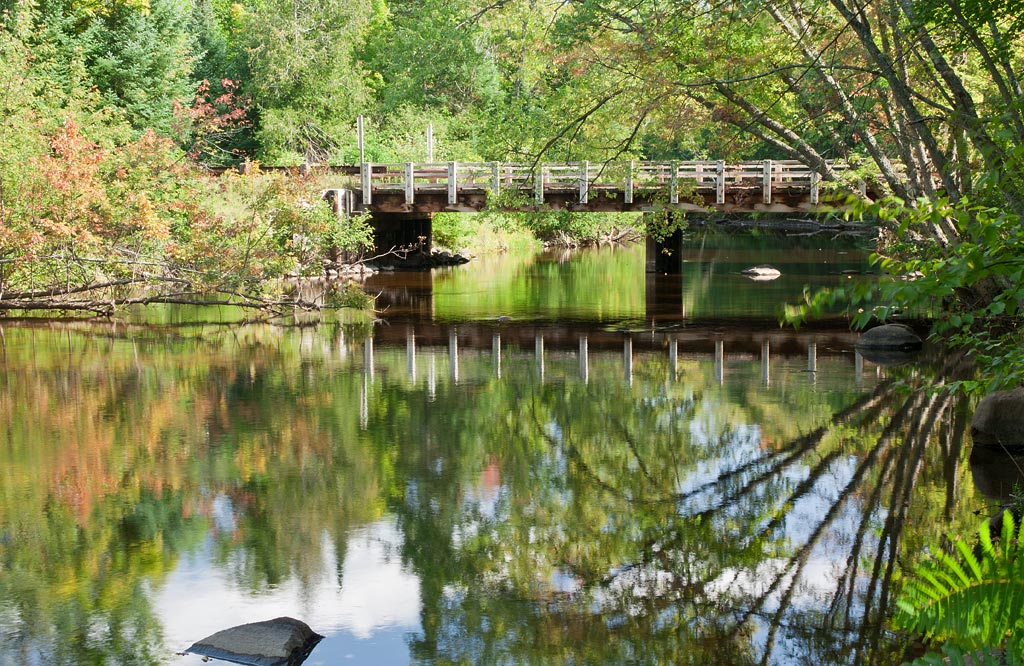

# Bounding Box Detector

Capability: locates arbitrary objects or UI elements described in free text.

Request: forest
[1,0,1023,383]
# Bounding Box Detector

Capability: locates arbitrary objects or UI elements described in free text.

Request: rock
[185,617,323,666]
[740,265,781,280]
[855,324,923,365]
[855,323,922,351]
[971,387,1024,450]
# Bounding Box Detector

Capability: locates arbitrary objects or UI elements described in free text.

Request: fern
[907,644,1016,666]
[896,511,1024,664]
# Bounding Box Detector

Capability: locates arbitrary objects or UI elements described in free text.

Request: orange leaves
[28,119,110,249]
[172,78,252,165]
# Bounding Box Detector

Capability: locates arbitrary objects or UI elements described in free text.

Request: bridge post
[361,162,372,206]
[579,161,589,204]
[448,161,458,205]
[535,165,544,204]
[716,161,726,205]
[625,160,634,204]
[762,160,773,205]
[810,170,820,205]
[670,160,679,204]
[491,162,500,198]
[404,162,414,204]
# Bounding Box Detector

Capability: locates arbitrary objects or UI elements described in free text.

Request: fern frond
[896,511,1024,656]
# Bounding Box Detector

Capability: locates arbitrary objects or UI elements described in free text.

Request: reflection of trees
[0,324,386,664]
[391,350,978,666]
[0,323,984,666]
[675,231,873,318]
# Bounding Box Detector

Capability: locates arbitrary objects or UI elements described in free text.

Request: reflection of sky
[160,518,421,666]
[703,454,880,666]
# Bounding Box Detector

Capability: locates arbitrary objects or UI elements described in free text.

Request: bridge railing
[360,160,838,207]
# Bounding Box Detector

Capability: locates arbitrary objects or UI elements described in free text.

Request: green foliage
[896,512,1024,664]
[906,644,1018,666]
[783,195,1024,391]
[360,0,502,115]
[32,0,195,135]
[236,0,375,163]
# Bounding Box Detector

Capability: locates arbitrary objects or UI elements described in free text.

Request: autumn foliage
[2,66,366,314]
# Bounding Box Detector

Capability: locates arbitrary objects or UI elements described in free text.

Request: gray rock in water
[185,617,323,666]
[855,323,922,351]
[972,387,1024,451]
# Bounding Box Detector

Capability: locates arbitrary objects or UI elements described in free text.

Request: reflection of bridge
[324,161,870,271]
[347,322,874,425]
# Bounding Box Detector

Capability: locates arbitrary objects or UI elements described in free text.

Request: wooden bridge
[321,159,869,271]
[334,160,861,215]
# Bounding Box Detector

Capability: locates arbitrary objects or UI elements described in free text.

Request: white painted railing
[359,160,841,207]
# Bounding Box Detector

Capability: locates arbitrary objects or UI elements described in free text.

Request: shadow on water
[0,232,997,666]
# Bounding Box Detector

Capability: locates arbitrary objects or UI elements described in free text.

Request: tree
[548,0,1024,239]
[235,0,376,163]
[29,0,196,135]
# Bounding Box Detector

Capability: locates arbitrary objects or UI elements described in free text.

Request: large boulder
[185,617,323,666]
[855,323,923,365]
[971,387,1024,451]
[856,323,922,350]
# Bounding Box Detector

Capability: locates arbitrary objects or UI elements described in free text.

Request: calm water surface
[0,233,996,665]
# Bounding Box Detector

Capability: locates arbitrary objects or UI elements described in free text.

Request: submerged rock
[184,617,323,666]
[971,387,1024,451]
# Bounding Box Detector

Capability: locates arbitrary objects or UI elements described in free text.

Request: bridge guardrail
[359,160,847,208]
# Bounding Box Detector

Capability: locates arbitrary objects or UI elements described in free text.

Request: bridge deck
[352,160,862,215]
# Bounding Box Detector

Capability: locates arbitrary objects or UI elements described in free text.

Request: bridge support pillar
[369,212,433,267]
[645,227,685,274]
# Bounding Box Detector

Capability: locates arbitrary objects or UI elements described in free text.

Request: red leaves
[173,78,252,164]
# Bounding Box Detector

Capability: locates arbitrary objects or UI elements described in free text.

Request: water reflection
[367,233,872,325]
[0,317,988,666]
[0,237,992,666]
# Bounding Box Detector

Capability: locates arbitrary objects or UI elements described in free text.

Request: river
[0,231,999,665]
